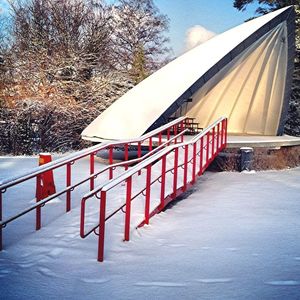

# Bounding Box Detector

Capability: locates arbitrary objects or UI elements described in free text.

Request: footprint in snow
[134,281,187,287]
[19,262,36,269]
[201,247,211,250]
[0,269,12,277]
[54,234,63,238]
[37,267,57,278]
[196,278,233,284]
[226,247,238,252]
[265,280,300,286]
[294,257,300,261]
[168,244,186,248]
[47,248,63,258]
[81,278,110,284]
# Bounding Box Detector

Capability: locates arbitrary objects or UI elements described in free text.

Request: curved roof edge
[147,6,295,135]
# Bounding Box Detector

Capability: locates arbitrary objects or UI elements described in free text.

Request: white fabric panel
[82,7,291,141]
[187,23,288,135]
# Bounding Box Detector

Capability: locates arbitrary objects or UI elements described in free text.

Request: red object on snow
[35,153,56,230]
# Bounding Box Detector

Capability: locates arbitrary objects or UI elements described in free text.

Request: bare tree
[0,0,172,154]
[111,0,170,82]
[8,0,114,80]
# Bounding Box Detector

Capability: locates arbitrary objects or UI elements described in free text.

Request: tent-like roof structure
[82,6,295,142]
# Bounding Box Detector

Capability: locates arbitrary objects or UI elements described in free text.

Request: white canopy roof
[82,6,294,141]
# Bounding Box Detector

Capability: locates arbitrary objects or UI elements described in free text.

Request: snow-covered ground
[0,156,300,299]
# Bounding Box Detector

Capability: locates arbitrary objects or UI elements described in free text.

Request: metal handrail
[79,130,187,238]
[0,130,187,229]
[0,117,187,190]
[80,117,227,262]
[88,117,224,194]
[0,116,189,250]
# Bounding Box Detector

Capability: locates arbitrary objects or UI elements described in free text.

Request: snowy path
[0,157,300,299]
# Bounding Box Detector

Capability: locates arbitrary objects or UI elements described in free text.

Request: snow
[1,156,300,299]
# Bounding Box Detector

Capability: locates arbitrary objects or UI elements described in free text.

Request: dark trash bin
[240,147,254,172]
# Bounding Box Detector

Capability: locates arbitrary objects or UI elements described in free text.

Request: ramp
[0,117,227,263]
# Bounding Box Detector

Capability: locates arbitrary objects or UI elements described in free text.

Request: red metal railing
[0,117,189,251]
[80,117,227,262]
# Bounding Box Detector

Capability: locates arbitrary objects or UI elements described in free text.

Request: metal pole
[217,123,220,150]
[158,132,162,145]
[66,163,71,212]
[0,191,3,251]
[138,142,142,176]
[145,165,151,225]
[211,127,215,160]
[180,121,184,142]
[109,147,113,179]
[172,148,179,198]
[124,177,132,241]
[224,119,228,147]
[183,145,189,191]
[192,142,197,184]
[160,155,167,210]
[221,120,224,147]
[36,175,42,230]
[97,191,107,262]
[149,137,153,152]
[199,137,204,175]
[90,153,95,191]
[206,131,210,168]
[124,143,129,171]
[80,198,86,238]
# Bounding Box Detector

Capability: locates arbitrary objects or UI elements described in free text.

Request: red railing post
[224,119,228,147]
[138,142,142,176]
[221,120,224,147]
[158,132,162,145]
[212,127,215,159]
[192,142,197,184]
[0,191,3,251]
[180,121,184,142]
[167,128,170,143]
[217,123,220,150]
[149,137,153,152]
[145,165,151,225]
[80,198,86,238]
[174,125,178,144]
[97,190,107,262]
[90,153,95,191]
[183,145,189,191]
[160,155,167,210]
[172,148,179,198]
[206,131,210,167]
[124,143,129,171]
[124,176,132,241]
[199,136,204,175]
[109,147,113,179]
[36,175,42,230]
[66,163,71,212]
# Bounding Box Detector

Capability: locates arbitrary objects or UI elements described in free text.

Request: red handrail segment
[0,116,226,259]
[80,117,227,262]
[0,117,188,251]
